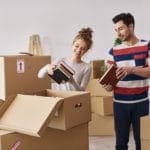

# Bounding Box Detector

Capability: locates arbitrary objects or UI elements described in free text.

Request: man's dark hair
[112,13,135,27]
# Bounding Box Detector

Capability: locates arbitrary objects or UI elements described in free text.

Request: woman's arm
[38,64,56,78]
[38,64,49,78]
[38,58,63,78]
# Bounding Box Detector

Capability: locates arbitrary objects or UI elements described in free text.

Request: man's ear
[129,23,134,31]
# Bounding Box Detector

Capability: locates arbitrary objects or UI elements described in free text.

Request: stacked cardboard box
[86,60,115,136]
[0,55,91,150]
[0,55,51,100]
[140,116,150,150]
[91,96,113,116]
[90,60,105,79]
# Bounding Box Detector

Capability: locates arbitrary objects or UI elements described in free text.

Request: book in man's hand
[49,60,75,84]
[99,64,120,86]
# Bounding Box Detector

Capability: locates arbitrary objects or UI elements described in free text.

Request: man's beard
[121,35,130,42]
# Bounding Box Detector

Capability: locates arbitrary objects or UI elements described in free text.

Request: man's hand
[102,84,114,92]
[116,67,134,79]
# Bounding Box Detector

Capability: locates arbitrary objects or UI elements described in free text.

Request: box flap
[0,94,63,137]
[0,129,14,136]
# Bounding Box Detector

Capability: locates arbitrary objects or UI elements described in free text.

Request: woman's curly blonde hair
[73,27,93,50]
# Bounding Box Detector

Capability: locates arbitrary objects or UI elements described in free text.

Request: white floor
[89,132,135,150]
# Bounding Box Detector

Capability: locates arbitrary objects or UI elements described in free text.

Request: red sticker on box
[11,140,21,150]
[17,59,25,73]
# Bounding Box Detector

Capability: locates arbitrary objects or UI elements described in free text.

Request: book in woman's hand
[49,61,75,84]
[99,64,120,86]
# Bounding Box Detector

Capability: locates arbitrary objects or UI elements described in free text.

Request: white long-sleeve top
[38,57,91,91]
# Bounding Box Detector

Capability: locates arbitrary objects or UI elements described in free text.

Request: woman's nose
[77,47,81,52]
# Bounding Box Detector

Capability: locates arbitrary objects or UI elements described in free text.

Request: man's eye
[119,27,125,30]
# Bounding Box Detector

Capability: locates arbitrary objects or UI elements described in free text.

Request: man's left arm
[130,66,150,78]
[116,66,150,79]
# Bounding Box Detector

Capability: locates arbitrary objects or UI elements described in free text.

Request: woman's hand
[46,64,56,75]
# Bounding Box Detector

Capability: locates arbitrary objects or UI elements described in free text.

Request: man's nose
[117,31,121,37]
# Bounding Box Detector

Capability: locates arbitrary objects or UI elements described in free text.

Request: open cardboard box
[0,94,63,137]
[31,89,91,130]
[0,90,91,137]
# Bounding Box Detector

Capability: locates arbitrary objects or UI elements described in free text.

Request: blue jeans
[114,100,149,150]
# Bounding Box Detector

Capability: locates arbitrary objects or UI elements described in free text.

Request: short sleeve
[147,42,150,66]
[107,48,115,65]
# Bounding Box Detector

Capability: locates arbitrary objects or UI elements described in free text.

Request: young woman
[38,27,93,91]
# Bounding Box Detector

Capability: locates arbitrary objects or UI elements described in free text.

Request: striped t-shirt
[107,40,150,103]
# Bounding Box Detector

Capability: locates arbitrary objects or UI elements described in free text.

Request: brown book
[60,60,75,75]
[49,61,75,84]
[99,64,120,86]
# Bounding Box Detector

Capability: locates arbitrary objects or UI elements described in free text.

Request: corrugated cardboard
[0,94,63,137]
[0,55,51,100]
[141,116,150,140]
[141,140,150,150]
[0,123,89,150]
[139,116,150,150]
[88,113,115,136]
[86,79,113,96]
[90,60,105,79]
[91,96,113,116]
[33,89,91,130]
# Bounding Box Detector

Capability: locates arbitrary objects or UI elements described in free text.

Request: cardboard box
[0,94,63,137]
[88,113,115,136]
[0,90,91,135]
[0,123,89,150]
[91,96,113,116]
[34,89,91,130]
[141,116,150,139]
[90,60,105,79]
[0,55,51,100]
[141,140,150,150]
[86,79,113,96]
[140,116,150,150]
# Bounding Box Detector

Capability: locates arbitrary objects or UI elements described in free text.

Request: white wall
[0,0,150,62]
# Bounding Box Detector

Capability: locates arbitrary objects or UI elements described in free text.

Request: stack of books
[49,60,75,84]
[99,64,120,86]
